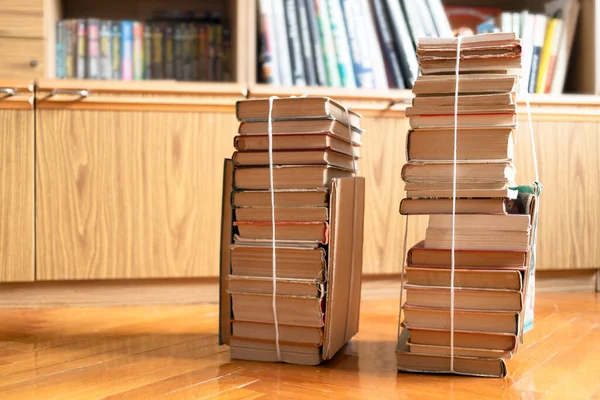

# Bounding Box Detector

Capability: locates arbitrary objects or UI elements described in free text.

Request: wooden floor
[0,283,598,399]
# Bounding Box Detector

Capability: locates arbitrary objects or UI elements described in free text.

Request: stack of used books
[219,96,366,365]
[396,32,541,378]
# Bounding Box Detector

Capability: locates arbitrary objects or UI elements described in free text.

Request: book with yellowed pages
[235,206,328,222]
[232,149,356,169]
[412,74,518,95]
[232,189,329,207]
[230,337,322,366]
[235,134,358,157]
[401,162,516,184]
[234,165,354,190]
[406,327,517,352]
[231,321,323,345]
[404,285,523,312]
[405,266,523,290]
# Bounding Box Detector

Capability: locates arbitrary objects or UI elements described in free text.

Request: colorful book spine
[87,19,100,79]
[372,0,404,88]
[272,0,293,86]
[65,20,76,79]
[528,14,547,93]
[314,0,341,87]
[223,26,231,82]
[340,0,375,88]
[198,23,208,81]
[190,23,198,81]
[208,23,216,81]
[152,23,163,79]
[144,23,152,79]
[56,21,66,79]
[537,15,562,94]
[133,22,144,80]
[164,24,175,79]
[296,0,316,86]
[121,21,133,81]
[99,21,112,80]
[76,19,87,79]
[326,0,355,88]
[111,21,121,80]
[284,0,307,86]
[174,23,184,80]
[215,24,224,82]
[304,0,327,86]
[257,0,280,85]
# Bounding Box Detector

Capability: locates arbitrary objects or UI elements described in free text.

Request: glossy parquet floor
[0,283,598,399]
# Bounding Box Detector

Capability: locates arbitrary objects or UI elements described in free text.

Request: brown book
[407,342,512,359]
[405,285,523,312]
[403,305,519,334]
[425,228,530,252]
[399,198,509,215]
[231,293,324,327]
[404,181,510,191]
[230,245,326,280]
[230,337,322,366]
[405,266,523,290]
[235,206,328,222]
[407,326,517,351]
[428,214,530,231]
[412,93,516,108]
[405,104,516,117]
[407,127,514,162]
[406,188,517,199]
[401,162,515,184]
[417,44,521,59]
[231,321,324,345]
[407,241,527,268]
[233,189,328,207]
[228,276,323,297]
[234,134,358,157]
[408,113,517,129]
[418,32,519,49]
[234,221,328,243]
[238,118,362,145]
[412,74,518,95]
[234,166,353,190]
[232,149,356,170]
[236,97,362,129]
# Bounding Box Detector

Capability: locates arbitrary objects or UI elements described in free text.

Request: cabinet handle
[0,88,16,100]
[40,89,89,101]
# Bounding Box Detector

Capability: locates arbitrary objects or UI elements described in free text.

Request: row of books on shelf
[446,0,580,94]
[257,0,452,90]
[55,16,232,82]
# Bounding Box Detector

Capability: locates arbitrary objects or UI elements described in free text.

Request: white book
[501,11,513,33]
[316,0,342,87]
[272,0,293,86]
[326,0,356,88]
[358,0,388,89]
[426,0,453,37]
[520,12,536,93]
[415,0,438,38]
[511,12,521,38]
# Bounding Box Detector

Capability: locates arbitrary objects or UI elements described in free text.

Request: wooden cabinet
[0,80,35,281]
[35,81,245,280]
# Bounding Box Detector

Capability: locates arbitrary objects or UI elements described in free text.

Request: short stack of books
[396,32,541,378]
[219,96,366,365]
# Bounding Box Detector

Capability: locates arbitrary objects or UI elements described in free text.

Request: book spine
[372,0,404,88]
[215,23,224,82]
[133,22,144,80]
[198,23,208,81]
[174,23,184,80]
[414,0,438,38]
[99,21,112,80]
[144,23,152,79]
[314,0,341,87]
[358,0,388,89]
[296,0,317,86]
[528,14,547,93]
[536,17,560,94]
[182,23,192,81]
[400,0,425,46]
[425,0,453,37]
[65,20,76,79]
[111,21,121,80]
[121,21,133,81]
[326,0,355,88]
[520,12,534,94]
[223,26,232,82]
[383,0,418,87]
[272,0,293,86]
[87,19,100,79]
[341,0,374,88]
[164,23,175,79]
[151,23,163,79]
[258,0,280,85]
[284,0,307,86]
[304,0,327,86]
[208,23,217,81]
[190,23,198,81]
[56,21,66,79]
[76,19,87,79]
[544,19,564,93]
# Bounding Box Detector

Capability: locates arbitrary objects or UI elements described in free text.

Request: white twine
[267,95,281,361]
[449,35,462,373]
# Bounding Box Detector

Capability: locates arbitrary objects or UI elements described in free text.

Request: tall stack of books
[396,33,541,378]
[219,97,366,365]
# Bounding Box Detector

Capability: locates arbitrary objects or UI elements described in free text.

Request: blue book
[56,21,66,79]
[340,0,375,88]
[121,21,133,81]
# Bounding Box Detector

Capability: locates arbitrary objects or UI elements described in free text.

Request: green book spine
[315,0,341,86]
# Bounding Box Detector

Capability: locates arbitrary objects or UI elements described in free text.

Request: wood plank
[0,38,44,79]
[35,109,238,279]
[0,0,44,38]
[0,105,34,281]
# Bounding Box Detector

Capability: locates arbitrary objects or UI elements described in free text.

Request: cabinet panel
[0,90,35,281]
[0,0,44,38]
[0,38,44,79]
[36,108,238,280]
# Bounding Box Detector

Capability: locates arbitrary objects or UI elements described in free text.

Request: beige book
[428,214,530,231]
[236,97,362,129]
[408,113,516,129]
[232,150,356,170]
[399,198,509,215]
[233,189,329,207]
[404,285,523,312]
[227,276,323,297]
[401,162,515,184]
[412,93,516,108]
[230,245,326,280]
[424,228,530,251]
[406,266,523,290]
[230,337,322,366]
[231,293,324,327]
[234,221,328,243]
[231,321,324,345]
[235,206,328,222]
[234,134,359,157]
[407,326,517,351]
[418,32,518,48]
[412,74,517,95]
[419,56,522,75]
[407,241,527,268]
[234,165,353,190]
[405,104,516,117]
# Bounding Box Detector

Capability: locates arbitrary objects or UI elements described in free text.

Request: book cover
[144,23,152,79]
[76,19,87,79]
[121,21,133,81]
[151,23,163,79]
[87,18,100,79]
[99,20,112,80]
[538,15,563,93]
[400,0,425,46]
[341,0,375,88]
[304,0,327,86]
[133,21,144,80]
[314,0,341,87]
[284,0,307,86]
[326,0,356,88]
[56,21,66,79]
[111,21,121,80]
[296,0,317,86]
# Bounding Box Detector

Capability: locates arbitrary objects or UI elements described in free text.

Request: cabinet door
[0,81,34,281]
[35,83,242,280]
